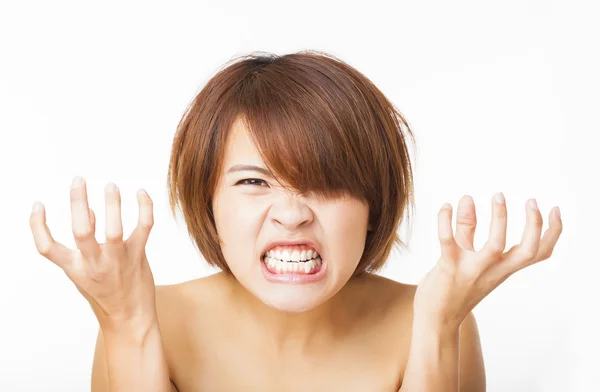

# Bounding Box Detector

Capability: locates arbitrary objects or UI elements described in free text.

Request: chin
[229,256,353,313]
[259,289,327,313]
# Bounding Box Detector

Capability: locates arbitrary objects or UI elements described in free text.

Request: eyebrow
[226,164,274,177]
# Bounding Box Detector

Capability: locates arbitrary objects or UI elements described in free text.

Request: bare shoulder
[155,272,228,308]
[352,274,486,389]
[340,273,418,384]
[344,273,418,342]
[347,273,417,317]
[360,273,417,297]
[153,273,230,369]
[154,272,231,328]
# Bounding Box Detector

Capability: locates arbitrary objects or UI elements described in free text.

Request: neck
[224,273,357,354]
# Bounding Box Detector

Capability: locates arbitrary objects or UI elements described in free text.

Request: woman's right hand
[30,176,158,334]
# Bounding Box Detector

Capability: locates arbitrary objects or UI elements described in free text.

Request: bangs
[235,58,382,204]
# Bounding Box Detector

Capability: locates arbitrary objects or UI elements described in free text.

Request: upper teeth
[265,249,319,262]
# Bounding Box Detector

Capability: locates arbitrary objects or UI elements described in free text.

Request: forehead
[223,118,261,163]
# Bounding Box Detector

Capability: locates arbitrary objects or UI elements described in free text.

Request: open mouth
[261,253,324,275]
[259,246,327,283]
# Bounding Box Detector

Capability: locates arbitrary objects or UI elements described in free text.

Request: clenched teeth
[263,255,322,274]
[265,248,320,262]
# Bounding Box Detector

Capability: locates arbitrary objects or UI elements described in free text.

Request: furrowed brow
[226,164,274,178]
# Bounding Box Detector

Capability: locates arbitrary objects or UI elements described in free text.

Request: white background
[1,0,597,391]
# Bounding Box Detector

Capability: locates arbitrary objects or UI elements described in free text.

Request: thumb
[438,203,460,261]
[89,208,96,234]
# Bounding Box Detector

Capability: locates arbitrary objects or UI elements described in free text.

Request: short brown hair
[167,50,415,276]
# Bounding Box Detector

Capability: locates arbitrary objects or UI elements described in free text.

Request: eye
[236,178,269,187]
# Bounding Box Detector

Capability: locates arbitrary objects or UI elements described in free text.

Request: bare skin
[30,173,485,391]
[160,273,411,391]
[29,175,487,391]
[33,112,503,390]
[91,271,483,392]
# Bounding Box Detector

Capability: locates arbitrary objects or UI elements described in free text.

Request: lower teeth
[263,256,321,273]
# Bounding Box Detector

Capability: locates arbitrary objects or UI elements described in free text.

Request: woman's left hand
[413,193,563,331]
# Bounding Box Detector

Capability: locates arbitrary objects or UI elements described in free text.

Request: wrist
[100,313,159,346]
[411,316,461,340]
[401,316,461,392]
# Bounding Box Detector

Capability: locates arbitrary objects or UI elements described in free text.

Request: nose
[269,192,314,230]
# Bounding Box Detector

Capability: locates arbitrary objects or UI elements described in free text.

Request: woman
[29,51,563,391]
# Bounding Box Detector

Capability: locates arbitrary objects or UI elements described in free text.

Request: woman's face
[212,118,371,313]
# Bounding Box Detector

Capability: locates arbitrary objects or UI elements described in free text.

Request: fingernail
[138,188,147,196]
[71,176,84,189]
[32,201,43,212]
[460,195,472,205]
[528,199,538,210]
[105,182,117,192]
[443,202,452,210]
[494,192,505,204]
[555,206,561,218]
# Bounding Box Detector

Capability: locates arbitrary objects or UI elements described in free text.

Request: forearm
[399,320,460,392]
[102,321,172,392]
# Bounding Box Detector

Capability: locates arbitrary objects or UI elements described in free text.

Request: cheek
[328,201,368,232]
[216,193,259,228]
[324,207,369,264]
[214,197,266,258]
